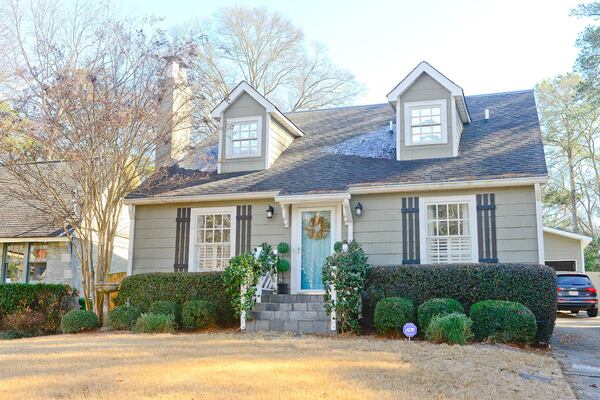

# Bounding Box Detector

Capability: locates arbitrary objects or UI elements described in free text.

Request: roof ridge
[466,89,533,98]
[285,102,388,115]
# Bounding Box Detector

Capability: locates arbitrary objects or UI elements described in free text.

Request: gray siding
[544,231,584,270]
[268,118,295,167]
[132,199,292,281]
[398,73,454,160]
[220,92,267,173]
[352,186,539,265]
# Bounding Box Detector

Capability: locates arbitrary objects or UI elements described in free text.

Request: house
[125,61,569,332]
[0,165,129,290]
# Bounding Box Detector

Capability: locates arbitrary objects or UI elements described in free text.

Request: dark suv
[557,273,598,317]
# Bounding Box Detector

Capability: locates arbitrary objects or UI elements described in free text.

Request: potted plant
[276,242,290,294]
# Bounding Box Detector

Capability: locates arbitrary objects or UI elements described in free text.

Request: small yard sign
[403,323,417,340]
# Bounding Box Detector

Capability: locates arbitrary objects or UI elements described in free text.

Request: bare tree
[191,6,364,119]
[0,0,191,318]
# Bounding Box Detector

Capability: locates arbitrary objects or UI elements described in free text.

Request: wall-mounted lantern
[266,205,275,219]
[355,202,363,217]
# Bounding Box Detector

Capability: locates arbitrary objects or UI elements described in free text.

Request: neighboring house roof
[0,164,71,240]
[543,227,593,247]
[127,89,548,201]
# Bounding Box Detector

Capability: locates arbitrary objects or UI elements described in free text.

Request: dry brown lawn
[0,332,574,400]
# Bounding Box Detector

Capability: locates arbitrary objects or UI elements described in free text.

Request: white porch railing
[240,246,278,330]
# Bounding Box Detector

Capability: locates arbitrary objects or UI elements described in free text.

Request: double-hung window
[225,117,261,158]
[190,207,236,272]
[404,99,447,145]
[419,196,477,264]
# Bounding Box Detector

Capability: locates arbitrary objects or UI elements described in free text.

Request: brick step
[251,310,329,321]
[253,302,326,312]
[261,294,324,304]
[245,318,332,333]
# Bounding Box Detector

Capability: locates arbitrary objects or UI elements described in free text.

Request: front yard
[0,332,574,400]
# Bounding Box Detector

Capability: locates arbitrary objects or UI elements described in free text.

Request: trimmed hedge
[426,312,473,345]
[374,297,415,335]
[418,298,464,333]
[60,310,98,334]
[182,300,216,330]
[149,301,180,322]
[0,283,77,333]
[133,313,176,333]
[364,264,556,344]
[109,305,141,330]
[114,272,235,326]
[470,300,537,344]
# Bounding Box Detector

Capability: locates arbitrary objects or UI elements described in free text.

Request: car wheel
[587,308,598,318]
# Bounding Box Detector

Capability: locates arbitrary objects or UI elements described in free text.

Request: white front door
[291,205,340,293]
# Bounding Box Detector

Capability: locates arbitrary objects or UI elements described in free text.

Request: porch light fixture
[266,205,275,219]
[355,202,363,217]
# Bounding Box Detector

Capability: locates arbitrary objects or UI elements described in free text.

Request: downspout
[534,183,545,265]
[126,205,135,276]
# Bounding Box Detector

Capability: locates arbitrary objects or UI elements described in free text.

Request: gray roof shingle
[128,90,547,199]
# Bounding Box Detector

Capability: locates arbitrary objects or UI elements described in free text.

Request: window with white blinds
[190,208,236,272]
[426,202,472,263]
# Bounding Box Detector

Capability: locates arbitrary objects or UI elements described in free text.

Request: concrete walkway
[553,313,600,399]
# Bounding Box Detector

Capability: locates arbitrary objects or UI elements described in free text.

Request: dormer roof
[211,81,303,137]
[387,61,471,123]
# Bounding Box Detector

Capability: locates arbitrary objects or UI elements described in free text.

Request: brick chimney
[155,58,191,167]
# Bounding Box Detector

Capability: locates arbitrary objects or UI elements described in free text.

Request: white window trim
[224,116,262,159]
[189,206,237,272]
[404,99,448,146]
[418,195,478,264]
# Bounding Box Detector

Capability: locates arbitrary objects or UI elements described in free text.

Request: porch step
[245,293,333,334]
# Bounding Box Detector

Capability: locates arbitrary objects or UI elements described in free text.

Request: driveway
[553,312,600,399]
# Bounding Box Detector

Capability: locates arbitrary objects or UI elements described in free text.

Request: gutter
[0,236,71,243]
[348,176,549,195]
[124,191,281,205]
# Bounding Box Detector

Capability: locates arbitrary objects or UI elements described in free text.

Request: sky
[119,0,592,105]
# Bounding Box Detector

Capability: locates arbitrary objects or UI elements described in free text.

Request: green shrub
[418,298,464,333]
[469,300,537,344]
[0,330,34,340]
[0,283,77,333]
[115,272,235,326]
[133,313,176,334]
[374,297,415,336]
[276,258,290,272]
[182,300,216,330]
[149,301,180,322]
[60,310,98,334]
[363,264,556,344]
[277,242,289,254]
[109,305,141,330]
[426,313,473,345]
[323,240,368,334]
[222,253,262,319]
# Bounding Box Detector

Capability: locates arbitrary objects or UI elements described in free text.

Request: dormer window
[404,99,447,146]
[225,116,262,158]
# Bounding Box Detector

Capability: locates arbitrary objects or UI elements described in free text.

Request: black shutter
[236,205,252,255]
[401,197,420,265]
[174,207,191,272]
[476,194,498,263]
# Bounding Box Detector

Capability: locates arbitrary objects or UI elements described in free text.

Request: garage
[543,227,592,272]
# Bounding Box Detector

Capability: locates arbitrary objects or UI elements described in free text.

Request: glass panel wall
[28,243,48,282]
[4,243,27,283]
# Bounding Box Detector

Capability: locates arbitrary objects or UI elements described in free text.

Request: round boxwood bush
[60,310,98,334]
[418,298,464,333]
[276,258,290,272]
[426,312,473,345]
[374,297,415,336]
[109,305,142,331]
[277,242,289,254]
[182,300,216,330]
[133,313,177,333]
[469,300,537,344]
[149,300,180,322]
